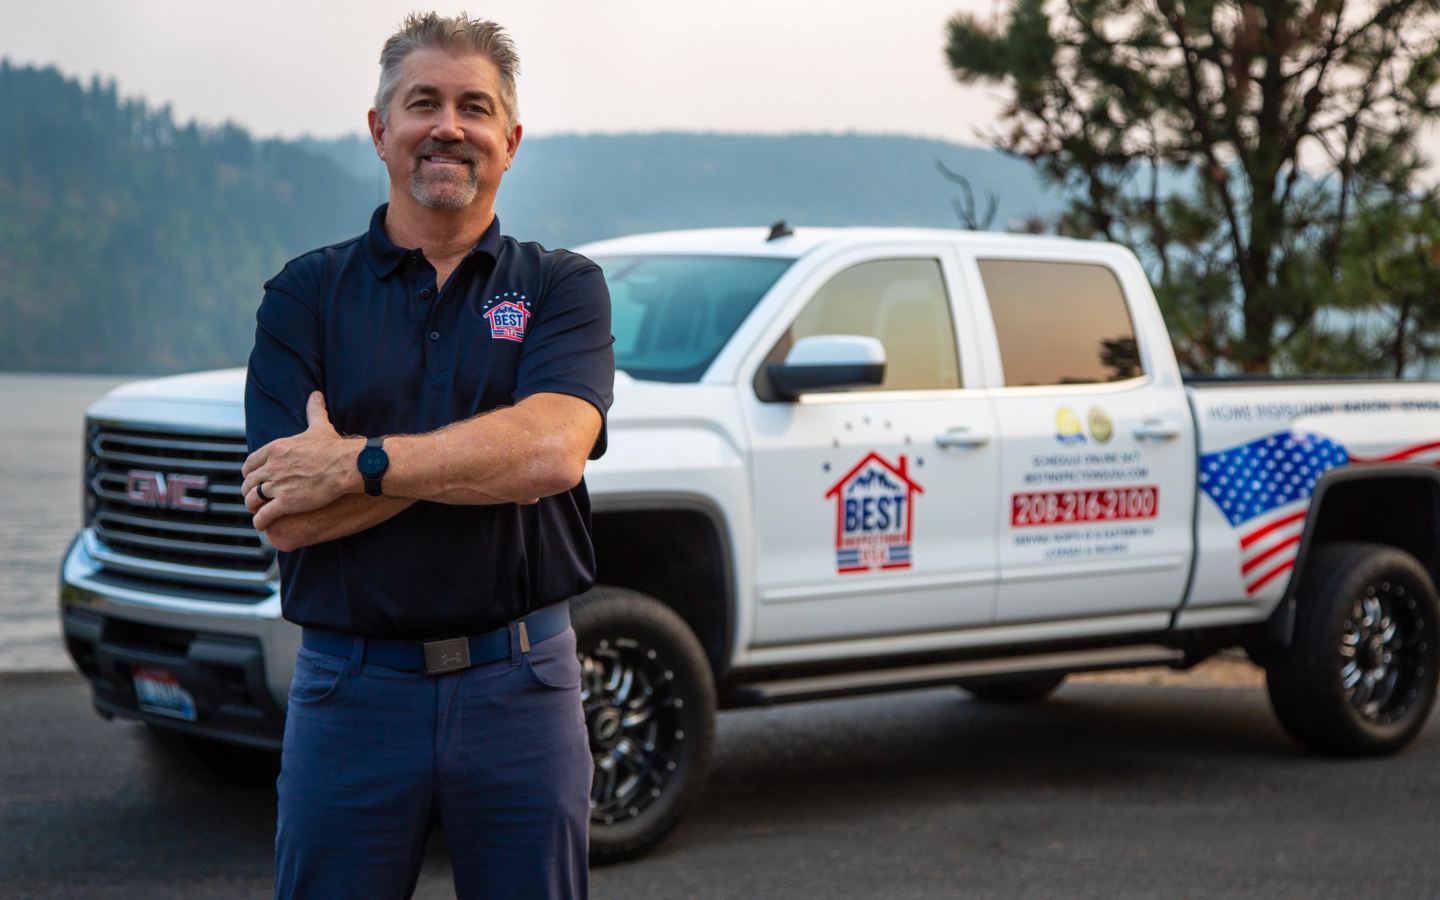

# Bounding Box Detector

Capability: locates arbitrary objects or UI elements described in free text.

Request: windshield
[592,255,795,383]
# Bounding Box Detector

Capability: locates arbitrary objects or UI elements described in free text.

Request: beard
[409,140,480,210]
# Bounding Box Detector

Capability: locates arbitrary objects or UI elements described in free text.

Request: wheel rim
[1339,580,1430,725]
[580,637,684,825]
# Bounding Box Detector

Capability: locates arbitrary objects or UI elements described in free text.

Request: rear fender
[1268,463,1440,648]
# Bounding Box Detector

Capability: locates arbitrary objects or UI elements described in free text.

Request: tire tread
[571,586,717,863]
[1266,541,1439,756]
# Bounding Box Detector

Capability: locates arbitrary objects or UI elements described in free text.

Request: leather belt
[301,602,570,675]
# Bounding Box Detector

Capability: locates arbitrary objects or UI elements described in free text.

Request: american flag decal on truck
[1201,432,1440,594]
[1200,432,1349,594]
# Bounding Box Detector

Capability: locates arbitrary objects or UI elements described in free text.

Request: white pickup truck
[61,225,1440,859]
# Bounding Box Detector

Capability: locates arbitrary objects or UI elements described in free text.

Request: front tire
[571,587,716,863]
[1266,542,1440,756]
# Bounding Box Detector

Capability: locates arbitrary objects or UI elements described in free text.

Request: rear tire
[958,672,1066,704]
[1265,542,1440,756]
[571,587,716,863]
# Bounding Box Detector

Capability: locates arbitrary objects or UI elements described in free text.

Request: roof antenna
[767,220,794,241]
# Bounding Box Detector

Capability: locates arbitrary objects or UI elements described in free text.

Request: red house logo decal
[484,301,531,342]
[825,451,923,573]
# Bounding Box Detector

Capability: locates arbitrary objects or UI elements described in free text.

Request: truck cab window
[772,258,961,392]
[595,255,794,383]
[978,259,1142,386]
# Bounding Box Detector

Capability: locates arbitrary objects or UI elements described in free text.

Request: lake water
[0,373,135,670]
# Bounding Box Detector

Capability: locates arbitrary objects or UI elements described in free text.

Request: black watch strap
[361,436,388,497]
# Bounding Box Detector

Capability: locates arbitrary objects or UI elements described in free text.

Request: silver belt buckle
[423,637,471,674]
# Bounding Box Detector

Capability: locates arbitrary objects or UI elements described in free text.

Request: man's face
[372,48,519,212]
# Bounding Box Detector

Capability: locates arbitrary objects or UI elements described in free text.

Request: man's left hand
[242,392,362,532]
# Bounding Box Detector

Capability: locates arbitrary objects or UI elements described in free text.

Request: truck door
[973,256,1195,624]
[743,249,999,647]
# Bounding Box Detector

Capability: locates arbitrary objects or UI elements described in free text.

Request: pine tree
[946,0,1440,373]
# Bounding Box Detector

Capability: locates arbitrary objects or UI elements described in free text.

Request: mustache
[413,140,477,165]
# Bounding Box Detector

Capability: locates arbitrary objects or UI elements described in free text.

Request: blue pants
[274,624,592,900]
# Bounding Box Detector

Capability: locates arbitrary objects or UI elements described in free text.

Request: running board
[734,644,1184,705]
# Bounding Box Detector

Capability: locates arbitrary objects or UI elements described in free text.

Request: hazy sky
[0,0,1003,142]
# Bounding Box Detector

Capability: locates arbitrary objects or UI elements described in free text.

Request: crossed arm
[240,391,602,552]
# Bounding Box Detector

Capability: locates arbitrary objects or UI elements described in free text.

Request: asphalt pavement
[3,669,1438,900]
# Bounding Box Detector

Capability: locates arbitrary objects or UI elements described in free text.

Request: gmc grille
[85,421,275,591]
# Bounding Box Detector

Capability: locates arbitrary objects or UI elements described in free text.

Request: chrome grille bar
[95,432,248,455]
[95,510,262,540]
[82,530,276,589]
[91,445,243,473]
[85,423,276,585]
[91,472,250,515]
[94,528,271,559]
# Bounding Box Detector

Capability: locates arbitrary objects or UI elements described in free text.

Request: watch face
[357,446,388,476]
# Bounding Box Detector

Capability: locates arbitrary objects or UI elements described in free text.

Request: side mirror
[766,335,886,400]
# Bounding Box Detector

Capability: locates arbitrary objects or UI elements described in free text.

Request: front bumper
[59,530,299,750]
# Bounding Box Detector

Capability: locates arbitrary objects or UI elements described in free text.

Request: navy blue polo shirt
[245,205,614,640]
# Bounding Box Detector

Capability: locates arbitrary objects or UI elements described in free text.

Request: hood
[93,368,656,410]
[87,368,248,435]
[83,367,719,436]
[604,370,734,426]
[102,368,247,405]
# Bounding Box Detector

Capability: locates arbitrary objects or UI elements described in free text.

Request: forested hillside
[0,62,373,373]
[0,62,1054,374]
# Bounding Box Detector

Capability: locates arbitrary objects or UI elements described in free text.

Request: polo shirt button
[429,331,440,341]
[420,289,432,299]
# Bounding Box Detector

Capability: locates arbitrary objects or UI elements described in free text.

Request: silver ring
[255,483,270,503]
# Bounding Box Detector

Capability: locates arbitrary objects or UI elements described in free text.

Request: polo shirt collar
[362,203,504,279]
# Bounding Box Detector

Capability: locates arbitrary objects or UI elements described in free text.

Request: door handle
[936,427,990,449]
[1134,420,1182,441]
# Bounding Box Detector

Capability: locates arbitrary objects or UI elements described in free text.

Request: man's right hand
[242,392,364,530]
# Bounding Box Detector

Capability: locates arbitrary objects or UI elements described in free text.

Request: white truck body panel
[989,375,1195,623]
[1180,382,1440,629]
[738,241,999,648]
[61,225,1440,703]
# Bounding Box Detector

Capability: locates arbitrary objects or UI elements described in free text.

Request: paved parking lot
[4,666,1439,899]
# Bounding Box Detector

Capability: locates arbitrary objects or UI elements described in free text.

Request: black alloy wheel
[1339,589,1417,721]
[1266,542,1440,756]
[571,587,716,862]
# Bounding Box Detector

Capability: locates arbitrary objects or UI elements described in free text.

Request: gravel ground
[1075,652,1267,689]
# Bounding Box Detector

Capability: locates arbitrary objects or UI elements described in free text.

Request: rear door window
[977,259,1142,386]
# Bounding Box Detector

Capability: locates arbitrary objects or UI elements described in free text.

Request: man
[241,13,612,899]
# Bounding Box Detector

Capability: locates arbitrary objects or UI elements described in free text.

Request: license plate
[133,668,197,722]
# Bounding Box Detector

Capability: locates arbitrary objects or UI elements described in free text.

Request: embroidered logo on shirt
[484,300,531,342]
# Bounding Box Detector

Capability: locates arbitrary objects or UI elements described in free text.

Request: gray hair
[374,12,520,132]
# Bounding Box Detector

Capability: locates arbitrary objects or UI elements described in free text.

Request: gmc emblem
[125,470,209,511]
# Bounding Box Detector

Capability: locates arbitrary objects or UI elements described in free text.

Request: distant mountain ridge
[1,61,1059,374]
[307,132,1061,249]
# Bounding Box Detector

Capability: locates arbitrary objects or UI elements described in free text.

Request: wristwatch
[357,436,389,496]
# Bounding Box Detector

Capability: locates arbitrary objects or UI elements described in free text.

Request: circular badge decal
[1055,407,1085,444]
[1088,407,1113,444]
